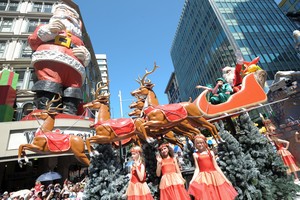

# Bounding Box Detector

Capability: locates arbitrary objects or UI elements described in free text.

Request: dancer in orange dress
[126,146,154,200]
[156,142,190,200]
[188,134,238,200]
[265,121,300,183]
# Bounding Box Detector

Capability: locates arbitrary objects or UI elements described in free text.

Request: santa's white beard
[50,16,82,38]
[223,71,235,86]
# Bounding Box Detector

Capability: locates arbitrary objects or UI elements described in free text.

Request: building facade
[95,54,109,94]
[278,0,300,28]
[0,0,103,191]
[170,0,300,101]
[164,72,182,103]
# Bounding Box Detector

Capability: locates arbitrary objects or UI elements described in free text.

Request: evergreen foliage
[217,113,300,200]
[84,144,129,200]
[218,129,265,199]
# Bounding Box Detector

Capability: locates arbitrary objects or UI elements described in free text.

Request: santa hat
[54,3,79,19]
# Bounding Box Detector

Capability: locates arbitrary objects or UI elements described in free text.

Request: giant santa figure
[28,3,91,115]
[222,51,260,93]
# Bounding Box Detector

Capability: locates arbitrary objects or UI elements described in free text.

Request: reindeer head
[32,94,63,119]
[131,62,158,97]
[129,97,145,109]
[128,108,142,117]
[83,81,110,110]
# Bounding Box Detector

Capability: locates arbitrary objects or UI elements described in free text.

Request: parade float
[2,2,299,198]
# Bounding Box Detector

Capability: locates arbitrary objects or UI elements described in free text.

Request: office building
[0,0,103,191]
[170,0,300,101]
[165,72,182,103]
[96,54,109,95]
[278,0,300,28]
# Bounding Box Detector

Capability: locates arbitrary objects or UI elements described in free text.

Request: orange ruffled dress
[188,153,238,200]
[275,143,300,174]
[159,157,190,200]
[126,164,153,200]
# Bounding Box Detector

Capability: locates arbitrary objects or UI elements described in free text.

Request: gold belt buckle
[54,35,71,48]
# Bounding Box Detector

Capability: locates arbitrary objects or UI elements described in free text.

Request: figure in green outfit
[207,78,233,105]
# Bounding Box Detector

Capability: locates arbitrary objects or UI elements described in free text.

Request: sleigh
[194,73,267,118]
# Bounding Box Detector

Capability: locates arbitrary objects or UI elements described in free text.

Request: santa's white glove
[48,20,66,33]
[37,20,66,42]
[72,46,91,67]
[235,50,244,65]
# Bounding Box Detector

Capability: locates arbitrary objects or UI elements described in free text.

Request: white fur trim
[32,50,86,83]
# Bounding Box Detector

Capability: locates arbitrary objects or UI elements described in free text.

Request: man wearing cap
[28,3,91,115]
[2,191,11,200]
[208,77,233,105]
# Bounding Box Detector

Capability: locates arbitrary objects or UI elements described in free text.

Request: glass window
[20,40,32,58]
[263,54,271,63]
[263,25,270,32]
[252,25,259,32]
[228,25,235,32]
[0,41,7,58]
[0,18,13,32]
[8,1,19,11]
[28,19,38,32]
[246,25,253,32]
[295,2,300,10]
[44,3,52,13]
[32,2,42,12]
[0,0,7,11]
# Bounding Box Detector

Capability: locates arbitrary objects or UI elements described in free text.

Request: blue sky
[73,1,185,118]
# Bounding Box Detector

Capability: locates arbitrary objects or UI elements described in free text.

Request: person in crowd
[125,146,153,200]
[264,120,300,183]
[156,142,190,200]
[188,134,238,200]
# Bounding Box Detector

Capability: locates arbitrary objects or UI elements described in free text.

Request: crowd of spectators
[0,178,86,200]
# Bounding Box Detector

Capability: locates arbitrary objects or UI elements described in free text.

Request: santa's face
[222,67,234,86]
[51,6,82,37]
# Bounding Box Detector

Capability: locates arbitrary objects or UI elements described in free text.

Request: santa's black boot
[62,97,81,115]
[34,91,61,109]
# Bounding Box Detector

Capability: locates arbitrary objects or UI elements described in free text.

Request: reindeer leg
[85,137,94,157]
[18,145,26,168]
[201,123,224,143]
[87,136,111,156]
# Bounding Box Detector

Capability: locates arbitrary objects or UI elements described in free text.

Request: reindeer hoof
[217,138,225,144]
[89,152,94,157]
[26,161,32,166]
[18,160,23,168]
[146,137,155,144]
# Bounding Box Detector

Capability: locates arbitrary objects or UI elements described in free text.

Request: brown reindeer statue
[18,95,90,167]
[83,82,152,156]
[131,64,222,142]
[129,95,185,149]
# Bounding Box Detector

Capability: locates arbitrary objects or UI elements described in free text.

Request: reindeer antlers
[136,62,159,86]
[93,81,110,99]
[45,94,63,111]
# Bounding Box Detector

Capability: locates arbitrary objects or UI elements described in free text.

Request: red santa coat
[233,63,243,92]
[28,24,86,88]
